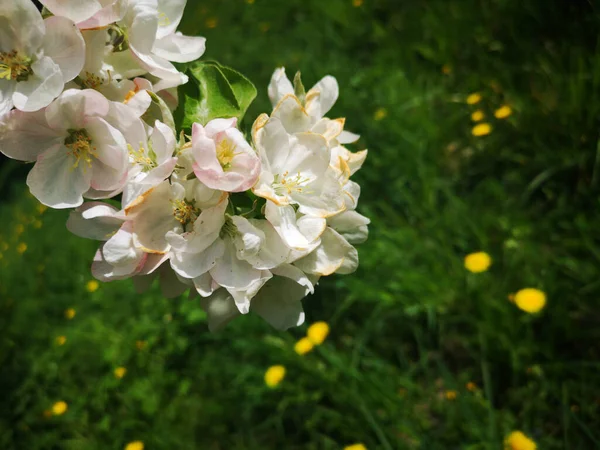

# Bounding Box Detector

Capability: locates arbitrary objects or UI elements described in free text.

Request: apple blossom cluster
[0,0,370,331]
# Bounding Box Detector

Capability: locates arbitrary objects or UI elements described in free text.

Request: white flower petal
[305,75,339,119]
[268,67,293,108]
[0,79,15,116]
[210,240,262,292]
[265,201,309,250]
[66,201,123,240]
[0,108,62,161]
[200,289,241,332]
[250,276,307,330]
[40,0,107,25]
[26,143,92,208]
[43,16,85,82]
[293,227,358,276]
[156,0,186,38]
[13,56,63,112]
[153,33,206,63]
[170,238,224,279]
[46,89,110,130]
[0,0,45,55]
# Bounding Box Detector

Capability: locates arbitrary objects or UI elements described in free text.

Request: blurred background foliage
[2,0,600,448]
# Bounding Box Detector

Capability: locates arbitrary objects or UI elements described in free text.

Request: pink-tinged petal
[138,252,169,275]
[46,89,110,130]
[268,67,293,108]
[203,118,237,137]
[0,79,15,116]
[0,0,45,54]
[153,33,206,63]
[43,16,85,82]
[39,0,106,25]
[13,57,63,112]
[192,124,260,193]
[0,109,62,161]
[66,201,123,240]
[265,201,309,250]
[26,143,92,208]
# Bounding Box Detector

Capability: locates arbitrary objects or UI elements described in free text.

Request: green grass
[2,0,600,448]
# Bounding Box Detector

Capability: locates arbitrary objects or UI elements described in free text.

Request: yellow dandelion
[307,321,330,345]
[445,390,458,400]
[374,107,387,121]
[442,64,452,75]
[52,401,68,416]
[495,105,512,119]
[205,17,218,28]
[246,0,255,3]
[504,431,536,450]
[86,280,99,293]
[264,365,286,388]
[124,441,144,450]
[352,0,363,6]
[466,93,482,104]
[55,336,67,346]
[136,340,147,350]
[15,224,25,235]
[464,251,492,273]
[64,308,76,319]
[37,204,47,215]
[471,110,485,122]
[1,242,7,251]
[16,242,27,254]
[114,367,127,379]
[344,444,367,450]
[472,123,492,136]
[514,288,546,313]
[33,220,42,229]
[466,381,477,392]
[294,337,314,355]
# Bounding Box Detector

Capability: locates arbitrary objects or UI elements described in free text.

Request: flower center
[0,51,33,82]
[272,171,311,196]
[64,129,97,169]
[172,199,200,229]
[81,71,106,89]
[219,216,238,239]
[108,24,129,52]
[128,142,157,172]
[216,139,238,171]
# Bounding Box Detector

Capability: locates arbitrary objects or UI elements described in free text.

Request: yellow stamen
[0,50,32,81]
[272,171,311,195]
[172,199,200,227]
[64,129,97,169]
[216,139,238,170]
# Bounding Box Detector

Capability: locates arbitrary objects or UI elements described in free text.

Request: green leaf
[177,61,257,130]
